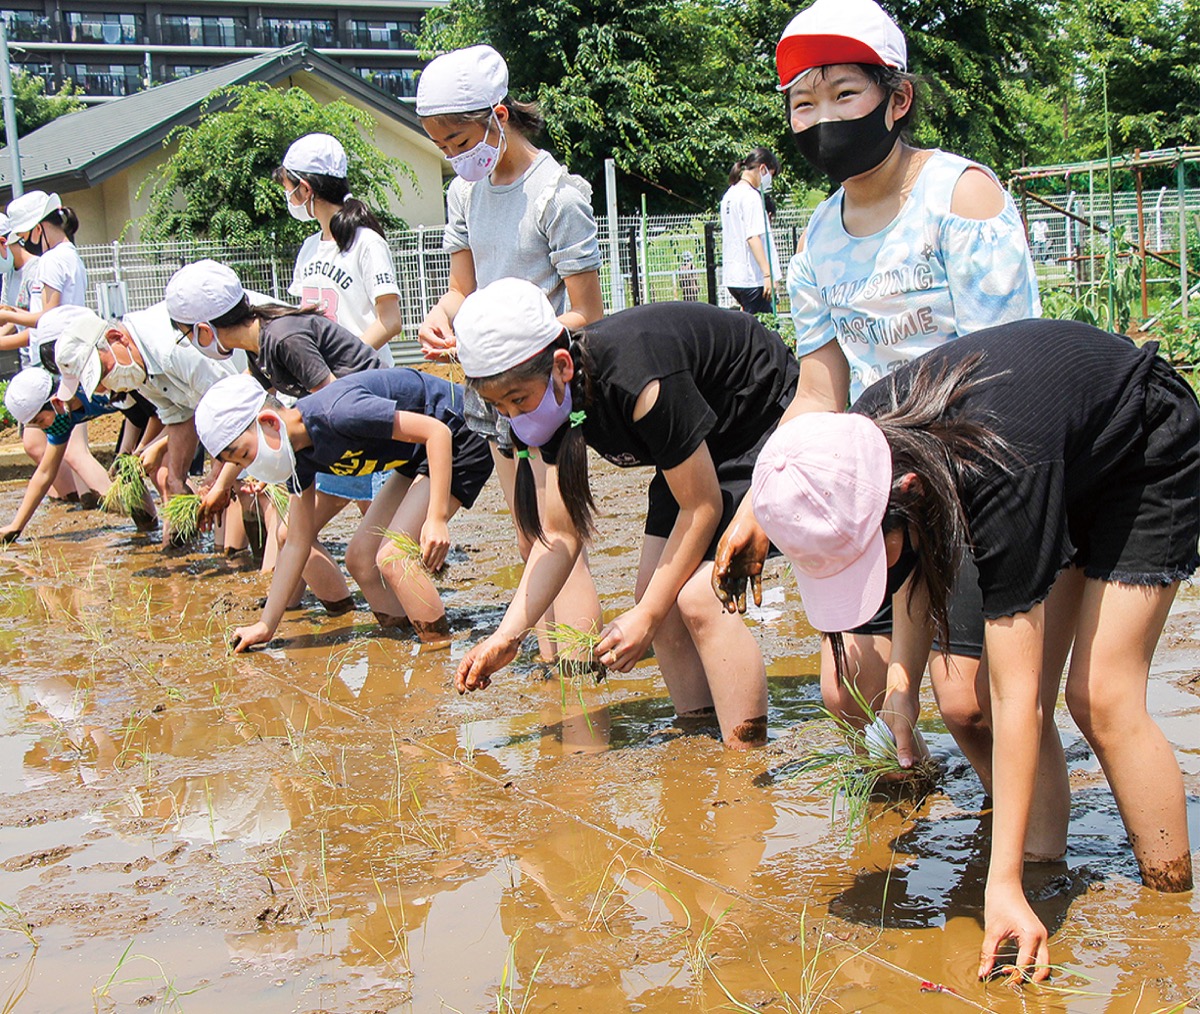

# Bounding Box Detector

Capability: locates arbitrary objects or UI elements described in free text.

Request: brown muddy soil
[0,455,1197,1013]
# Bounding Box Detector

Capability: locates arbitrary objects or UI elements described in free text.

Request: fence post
[1134,156,1149,318]
[703,222,717,305]
[417,225,428,313]
[604,158,624,310]
[627,226,640,306]
[1179,156,1189,322]
[111,239,121,283]
[269,230,280,299]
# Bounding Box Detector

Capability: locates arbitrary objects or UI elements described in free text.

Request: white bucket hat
[195,373,270,457]
[454,277,565,377]
[4,367,55,425]
[53,308,112,402]
[165,260,245,325]
[282,133,348,179]
[6,190,62,234]
[416,45,509,117]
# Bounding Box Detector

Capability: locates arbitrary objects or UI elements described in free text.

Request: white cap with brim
[0,214,12,240]
[775,0,907,92]
[195,374,269,457]
[454,277,565,378]
[53,308,111,402]
[165,259,245,325]
[32,304,96,364]
[416,45,509,117]
[6,190,62,235]
[4,367,55,426]
[282,133,348,179]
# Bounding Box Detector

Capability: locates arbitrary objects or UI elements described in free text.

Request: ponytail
[43,206,79,241]
[729,147,780,187]
[273,167,386,252]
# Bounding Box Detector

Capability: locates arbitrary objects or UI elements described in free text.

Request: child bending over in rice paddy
[750,318,1198,981]
[194,371,492,651]
[452,278,800,749]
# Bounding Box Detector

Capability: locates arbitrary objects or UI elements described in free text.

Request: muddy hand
[712,514,769,614]
[455,633,518,694]
[979,889,1050,983]
[880,691,920,769]
[230,621,272,654]
[0,526,19,545]
[417,316,457,361]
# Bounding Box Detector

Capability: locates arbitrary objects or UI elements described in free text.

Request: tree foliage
[138,84,415,245]
[0,70,84,146]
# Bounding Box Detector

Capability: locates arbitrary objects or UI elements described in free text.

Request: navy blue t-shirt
[293,368,469,491]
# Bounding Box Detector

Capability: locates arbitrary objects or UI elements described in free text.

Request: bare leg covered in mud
[1065,577,1192,892]
[637,535,768,748]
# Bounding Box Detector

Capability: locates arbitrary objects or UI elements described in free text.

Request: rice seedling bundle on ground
[102,454,149,515]
[163,494,202,541]
[794,680,938,845]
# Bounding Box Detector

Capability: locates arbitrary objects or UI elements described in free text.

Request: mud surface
[0,455,1197,1013]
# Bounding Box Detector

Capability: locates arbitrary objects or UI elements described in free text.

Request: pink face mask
[508,372,572,447]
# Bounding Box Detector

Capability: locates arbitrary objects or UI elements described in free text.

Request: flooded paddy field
[0,455,1197,1013]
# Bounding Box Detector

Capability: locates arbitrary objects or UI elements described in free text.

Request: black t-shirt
[248,313,380,399]
[293,368,468,490]
[545,302,799,471]
[851,318,1167,619]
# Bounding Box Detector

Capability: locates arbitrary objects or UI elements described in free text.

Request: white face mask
[759,168,773,192]
[102,341,147,392]
[191,322,233,361]
[246,414,297,485]
[447,113,504,182]
[284,184,315,222]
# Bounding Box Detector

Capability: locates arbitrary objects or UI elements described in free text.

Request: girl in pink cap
[715,0,1058,860]
[751,318,1198,982]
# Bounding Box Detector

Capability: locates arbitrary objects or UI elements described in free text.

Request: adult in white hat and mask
[415,43,606,665]
[451,278,802,750]
[714,0,1052,855]
[54,302,235,545]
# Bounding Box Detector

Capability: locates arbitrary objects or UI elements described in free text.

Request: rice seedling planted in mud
[101,454,149,515]
[162,494,201,540]
[793,680,938,845]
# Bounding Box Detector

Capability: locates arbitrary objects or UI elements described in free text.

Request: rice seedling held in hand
[377,526,440,576]
[163,494,202,541]
[546,622,607,735]
[101,454,149,516]
[794,680,938,846]
[265,483,290,520]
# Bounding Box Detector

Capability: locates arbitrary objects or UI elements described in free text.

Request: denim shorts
[314,470,387,501]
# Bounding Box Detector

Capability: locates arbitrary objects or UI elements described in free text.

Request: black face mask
[19,228,43,257]
[884,525,917,600]
[792,95,903,184]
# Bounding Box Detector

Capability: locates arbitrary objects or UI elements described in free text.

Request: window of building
[7,10,55,43]
[65,12,143,44]
[347,20,416,49]
[261,18,336,48]
[157,64,206,83]
[159,15,246,48]
[358,67,417,99]
[64,63,143,97]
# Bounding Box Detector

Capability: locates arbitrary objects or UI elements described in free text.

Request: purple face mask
[508,372,572,447]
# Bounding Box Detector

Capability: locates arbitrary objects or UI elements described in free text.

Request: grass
[101,454,149,516]
[162,495,201,541]
[496,931,546,1014]
[792,680,937,846]
[92,939,204,1012]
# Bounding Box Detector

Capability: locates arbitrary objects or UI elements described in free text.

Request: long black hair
[169,297,325,332]
[40,206,79,241]
[467,330,596,543]
[827,352,1013,683]
[271,166,385,253]
[728,147,779,187]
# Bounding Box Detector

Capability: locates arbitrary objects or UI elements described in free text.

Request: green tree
[138,84,415,245]
[0,70,84,146]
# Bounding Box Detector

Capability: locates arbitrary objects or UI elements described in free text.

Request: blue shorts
[314,471,387,501]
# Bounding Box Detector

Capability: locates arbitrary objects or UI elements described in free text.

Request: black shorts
[728,286,773,315]
[397,426,494,510]
[852,552,986,659]
[1071,359,1200,584]
[644,431,781,562]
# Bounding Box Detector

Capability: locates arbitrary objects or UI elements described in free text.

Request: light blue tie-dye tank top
[788,150,1041,401]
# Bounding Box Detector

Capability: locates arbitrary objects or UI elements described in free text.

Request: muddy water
[0,459,1197,1013]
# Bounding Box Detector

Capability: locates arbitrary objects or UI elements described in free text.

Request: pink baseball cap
[776,0,907,92]
[751,413,893,632]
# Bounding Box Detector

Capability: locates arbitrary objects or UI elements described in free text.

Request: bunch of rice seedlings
[162,494,202,541]
[547,622,607,734]
[264,483,290,520]
[377,526,432,575]
[101,454,149,515]
[795,680,938,845]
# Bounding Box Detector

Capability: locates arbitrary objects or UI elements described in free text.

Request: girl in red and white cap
[750,318,1198,982]
[715,0,1056,862]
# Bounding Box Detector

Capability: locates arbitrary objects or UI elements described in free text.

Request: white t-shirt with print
[720,181,770,288]
[289,227,400,368]
[37,240,88,306]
